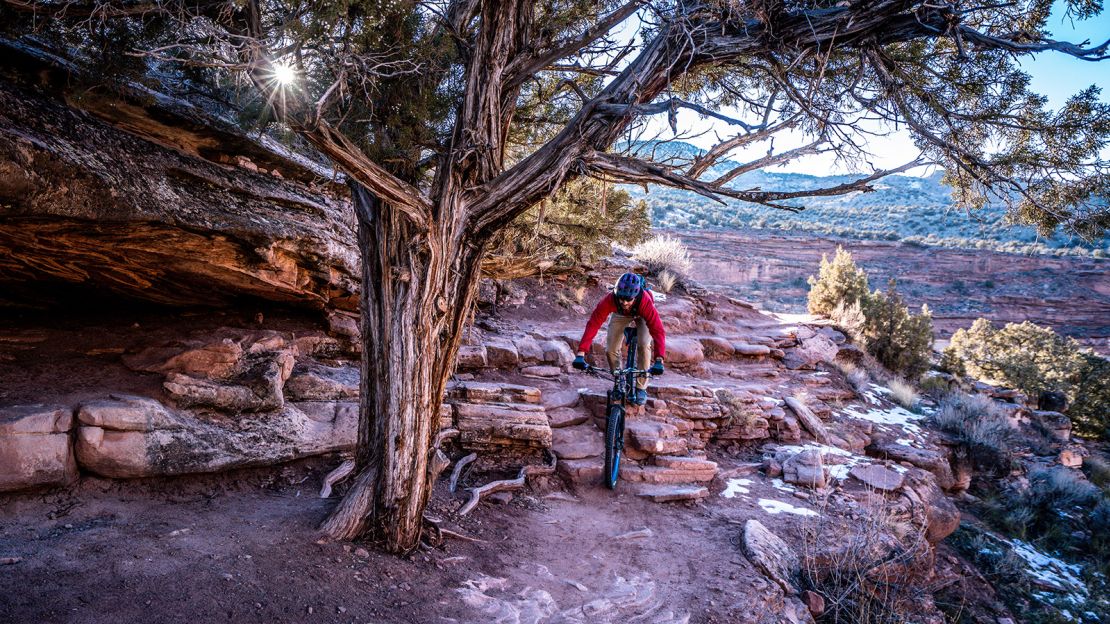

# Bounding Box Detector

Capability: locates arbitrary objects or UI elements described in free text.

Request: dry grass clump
[833,360,871,396]
[656,270,678,293]
[631,234,692,279]
[930,393,1014,474]
[800,503,933,623]
[886,378,920,412]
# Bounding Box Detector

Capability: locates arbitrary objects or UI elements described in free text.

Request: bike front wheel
[603,405,625,490]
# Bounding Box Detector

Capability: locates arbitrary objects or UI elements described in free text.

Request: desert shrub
[631,234,692,279]
[807,246,870,316]
[799,503,933,624]
[1070,352,1110,439]
[919,374,954,399]
[886,378,920,411]
[1084,454,1110,491]
[943,319,1085,399]
[944,320,1108,439]
[834,360,871,396]
[830,300,866,340]
[931,393,1014,473]
[858,281,934,379]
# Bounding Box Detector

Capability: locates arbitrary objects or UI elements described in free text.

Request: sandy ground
[0,453,820,624]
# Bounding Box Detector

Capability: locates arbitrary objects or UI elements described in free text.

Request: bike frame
[581,326,650,489]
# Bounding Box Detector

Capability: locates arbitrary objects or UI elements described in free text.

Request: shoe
[631,389,648,406]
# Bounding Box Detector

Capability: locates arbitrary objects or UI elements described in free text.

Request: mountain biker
[572,272,666,405]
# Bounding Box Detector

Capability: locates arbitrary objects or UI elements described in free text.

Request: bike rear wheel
[603,405,625,489]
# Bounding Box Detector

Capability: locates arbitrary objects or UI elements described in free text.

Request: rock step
[634,484,709,502]
[619,464,716,484]
[652,455,717,471]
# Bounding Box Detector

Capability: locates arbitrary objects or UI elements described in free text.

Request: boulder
[513,335,545,363]
[699,337,735,359]
[742,519,799,595]
[162,350,294,413]
[733,343,772,357]
[784,397,830,445]
[521,365,563,379]
[122,338,243,378]
[0,404,76,492]
[484,339,520,368]
[783,333,838,370]
[1030,410,1071,442]
[447,381,542,404]
[626,420,687,455]
[542,389,581,410]
[848,464,905,492]
[663,337,705,369]
[899,468,960,544]
[551,424,604,460]
[781,449,827,489]
[548,407,589,429]
[284,362,359,400]
[540,340,575,367]
[866,440,956,491]
[456,345,488,370]
[556,457,602,483]
[834,344,865,364]
[75,397,357,478]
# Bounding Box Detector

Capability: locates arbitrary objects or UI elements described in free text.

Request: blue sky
[667,3,1110,176]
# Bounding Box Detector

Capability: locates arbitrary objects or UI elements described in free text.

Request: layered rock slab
[0,404,76,492]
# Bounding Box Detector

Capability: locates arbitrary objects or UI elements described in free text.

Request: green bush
[943,320,1084,396]
[1071,353,1110,439]
[807,246,870,316]
[943,319,1109,440]
[859,281,934,380]
[807,250,934,379]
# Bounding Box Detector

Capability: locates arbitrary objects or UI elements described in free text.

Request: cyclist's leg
[635,317,652,391]
[605,314,634,372]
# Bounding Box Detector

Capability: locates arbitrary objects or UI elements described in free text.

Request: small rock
[848,464,905,492]
[354,548,370,558]
[801,590,825,617]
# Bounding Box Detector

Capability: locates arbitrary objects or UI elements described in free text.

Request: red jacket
[578,290,666,359]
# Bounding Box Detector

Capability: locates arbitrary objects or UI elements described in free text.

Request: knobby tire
[603,405,624,490]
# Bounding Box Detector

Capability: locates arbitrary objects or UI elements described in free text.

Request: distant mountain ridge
[618,141,1108,257]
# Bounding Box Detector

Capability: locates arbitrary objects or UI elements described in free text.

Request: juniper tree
[6,0,1108,552]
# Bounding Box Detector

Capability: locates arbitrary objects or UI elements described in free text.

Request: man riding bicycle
[572,272,666,405]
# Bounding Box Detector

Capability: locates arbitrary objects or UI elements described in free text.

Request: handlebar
[580,364,652,380]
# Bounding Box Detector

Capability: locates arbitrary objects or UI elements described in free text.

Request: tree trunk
[319,183,483,552]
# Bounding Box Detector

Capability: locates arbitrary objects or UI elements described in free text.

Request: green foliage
[943,320,1086,397]
[807,250,932,378]
[807,246,870,316]
[944,320,1110,441]
[859,281,934,379]
[489,178,648,273]
[1070,352,1110,439]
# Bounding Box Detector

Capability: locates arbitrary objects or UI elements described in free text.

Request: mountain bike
[579,326,651,489]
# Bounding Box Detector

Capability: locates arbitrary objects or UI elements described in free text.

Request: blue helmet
[614,272,643,301]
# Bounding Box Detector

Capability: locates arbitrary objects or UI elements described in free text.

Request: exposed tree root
[319,458,356,498]
[449,453,477,493]
[457,453,557,516]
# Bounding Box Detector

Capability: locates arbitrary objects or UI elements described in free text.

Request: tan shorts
[605,314,653,390]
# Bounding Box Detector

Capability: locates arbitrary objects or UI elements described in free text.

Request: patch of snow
[771,479,797,493]
[841,403,923,434]
[773,443,854,457]
[1010,540,1087,598]
[758,499,819,517]
[721,478,752,499]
